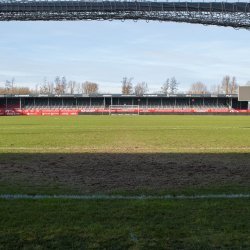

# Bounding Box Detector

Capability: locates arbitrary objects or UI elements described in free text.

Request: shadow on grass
[1,153,250,249]
[0,152,250,196]
[2,197,250,250]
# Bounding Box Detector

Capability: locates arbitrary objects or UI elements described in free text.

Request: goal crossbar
[109,105,139,115]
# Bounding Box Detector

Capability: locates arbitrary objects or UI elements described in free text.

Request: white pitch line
[0,147,249,150]
[0,147,66,150]
[0,126,249,130]
[1,194,250,199]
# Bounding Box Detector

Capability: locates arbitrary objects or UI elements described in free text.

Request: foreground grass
[1,198,250,249]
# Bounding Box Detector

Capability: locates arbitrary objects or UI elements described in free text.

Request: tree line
[1,76,250,95]
[0,77,99,95]
[119,76,249,95]
[187,76,242,95]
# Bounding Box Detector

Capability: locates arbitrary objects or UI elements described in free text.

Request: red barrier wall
[1,109,249,116]
[79,109,250,113]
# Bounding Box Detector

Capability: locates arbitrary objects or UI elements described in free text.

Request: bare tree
[0,85,33,94]
[48,82,54,94]
[40,77,54,94]
[35,83,40,94]
[82,81,99,94]
[221,76,230,94]
[54,76,61,94]
[10,78,15,93]
[76,82,81,94]
[246,81,250,86]
[40,78,48,94]
[187,81,209,94]
[5,80,11,94]
[210,84,221,94]
[161,79,170,94]
[0,87,5,94]
[14,87,33,94]
[54,76,67,94]
[4,78,15,94]
[121,77,133,94]
[134,82,148,94]
[5,80,10,93]
[68,81,76,94]
[220,76,238,94]
[169,77,179,94]
[217,84,221,94]
[228,76,238,94]
[61,76,67,94]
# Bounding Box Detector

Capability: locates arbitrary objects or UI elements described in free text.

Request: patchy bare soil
[0,153,250,193]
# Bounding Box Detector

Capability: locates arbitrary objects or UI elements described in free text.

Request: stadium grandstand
[0,93,249,115]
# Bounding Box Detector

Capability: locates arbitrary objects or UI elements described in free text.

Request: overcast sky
[0,3,250,93]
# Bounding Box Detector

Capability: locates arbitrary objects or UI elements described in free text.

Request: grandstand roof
[0,94,239,98]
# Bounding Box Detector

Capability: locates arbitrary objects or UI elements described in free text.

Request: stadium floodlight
[109,105,139,115]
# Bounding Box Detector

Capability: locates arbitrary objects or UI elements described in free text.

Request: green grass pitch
[1,115,250,249]
[0,115,250,152]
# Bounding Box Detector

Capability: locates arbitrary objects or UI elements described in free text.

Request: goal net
[109,105,139,115]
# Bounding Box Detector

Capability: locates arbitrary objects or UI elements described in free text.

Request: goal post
[109,105,140,115]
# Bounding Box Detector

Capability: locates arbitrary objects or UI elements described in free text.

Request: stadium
[0,93,249,115]
[1,0,250,247]
[1,85,250,248]
[1,90,250,248]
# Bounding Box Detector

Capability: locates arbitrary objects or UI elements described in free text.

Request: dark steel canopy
[0,1,250,29]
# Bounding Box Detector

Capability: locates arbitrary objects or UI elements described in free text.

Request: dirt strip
[1,153,249,193]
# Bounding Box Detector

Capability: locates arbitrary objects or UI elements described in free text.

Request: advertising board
[96,109,109,112]
[22,110,42,115]
[4,109,23,115]
[229,109,249,113]
[209,109,229,112]
[42,110,60,115]
[193,109,210,112]
[153,109,174,112]
[79,109,96,112]
[60,110,78,115]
